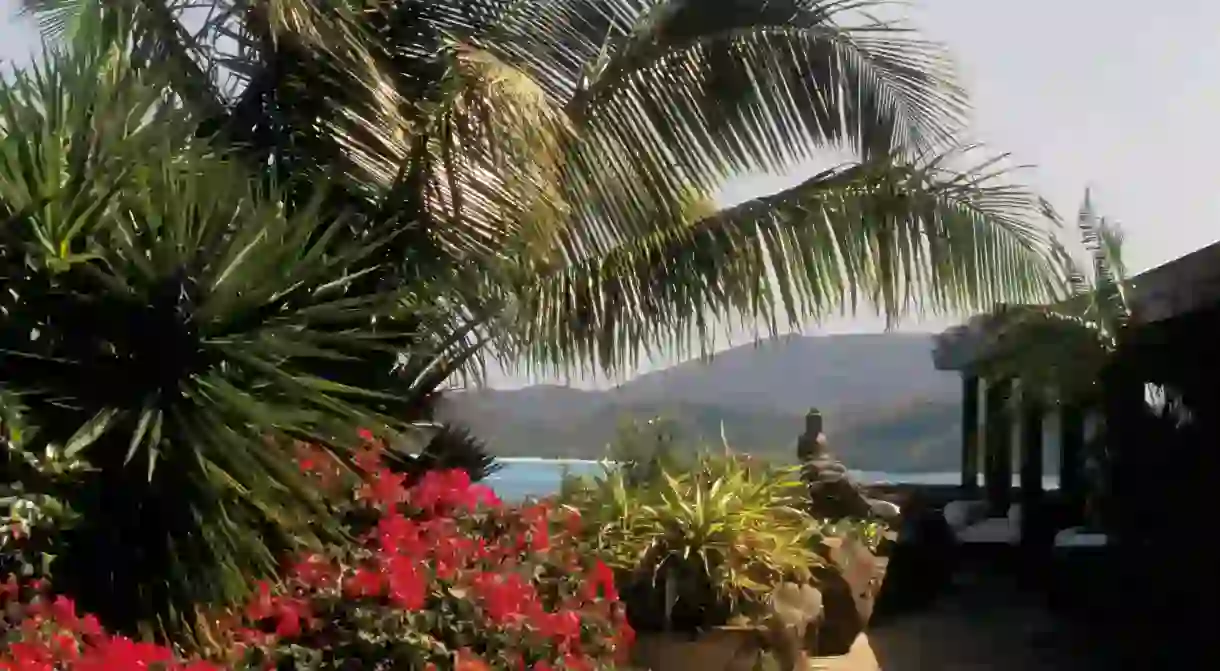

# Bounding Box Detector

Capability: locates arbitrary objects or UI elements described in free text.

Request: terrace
[929,239,1220,546]
[809,240,1220,669]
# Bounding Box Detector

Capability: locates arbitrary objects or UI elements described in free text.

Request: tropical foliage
[970,190,1129,402]
[23,0,1064,375]
[0,42,485,637]
[1,442,630,670]
[4,0,1070,650]
[559,451,823,633]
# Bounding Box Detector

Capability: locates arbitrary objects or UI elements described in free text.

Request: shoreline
[488,459,1061,489]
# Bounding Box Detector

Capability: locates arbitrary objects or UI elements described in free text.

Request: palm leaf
[513,150,1061,374]
[971,190,1131,402]
[549,0,968,246]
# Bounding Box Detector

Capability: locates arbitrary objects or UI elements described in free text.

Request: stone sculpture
[796,408,875,521]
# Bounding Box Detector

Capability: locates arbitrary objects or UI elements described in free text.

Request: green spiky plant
[406,423,502,481]
[560,449,823,633]
[0,41,488,638]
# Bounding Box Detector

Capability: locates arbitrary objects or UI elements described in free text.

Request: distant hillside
[438,334,965,473]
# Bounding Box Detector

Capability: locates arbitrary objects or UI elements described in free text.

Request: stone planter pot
[810,536,888,656]
[629,626,765,671]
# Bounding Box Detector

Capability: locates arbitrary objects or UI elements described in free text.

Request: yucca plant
[0,42,487,638]
[404,423,502,482]
[561,452,823,632]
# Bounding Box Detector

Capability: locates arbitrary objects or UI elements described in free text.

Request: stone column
[961,374,981,490]
[983,378,1014,514]
[1058,403,1085,516]
[1018,382,1045,546]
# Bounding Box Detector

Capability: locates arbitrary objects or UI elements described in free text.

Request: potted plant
[560,451,827,671]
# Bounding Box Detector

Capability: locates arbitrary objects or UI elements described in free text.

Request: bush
[1,431,631,670]
[0,43,493,637]
[559,451,823,633]
[0,580,212,671]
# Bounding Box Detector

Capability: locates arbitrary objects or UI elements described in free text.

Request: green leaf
[63,407,121,458]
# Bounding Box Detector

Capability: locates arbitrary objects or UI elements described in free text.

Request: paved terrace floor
[811,570,1112,671]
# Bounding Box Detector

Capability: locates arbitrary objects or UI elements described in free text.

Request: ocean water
[483,458,1061,501]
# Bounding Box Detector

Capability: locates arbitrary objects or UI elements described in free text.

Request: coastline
[490,458,1060,487]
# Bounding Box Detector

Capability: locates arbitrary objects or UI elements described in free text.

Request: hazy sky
[3,1,1218,387]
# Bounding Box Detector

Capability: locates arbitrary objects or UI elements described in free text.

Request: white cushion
[1007,503,1023,529]
[1054,526,1109,548]
[955,517,1021,545]
[943,499,988,530]
[868,499,902,520]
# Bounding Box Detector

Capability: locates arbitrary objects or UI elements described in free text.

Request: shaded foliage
[0,43,485,637]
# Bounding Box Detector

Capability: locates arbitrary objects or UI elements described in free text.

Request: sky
[2,0,1218,388]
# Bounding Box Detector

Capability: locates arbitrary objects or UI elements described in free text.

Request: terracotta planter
[629,626,764,671]
[811,536,888,656]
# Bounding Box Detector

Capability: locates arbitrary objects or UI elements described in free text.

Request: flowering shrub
[0,579,213,671]
[225,433,632,669]
[1,431,631,670]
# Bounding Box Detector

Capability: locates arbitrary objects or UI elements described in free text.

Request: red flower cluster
[1,430,632,670]
[232,431,633,669]
[0,579,216,671]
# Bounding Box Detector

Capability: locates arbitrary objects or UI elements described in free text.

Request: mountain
[437,334,965,473]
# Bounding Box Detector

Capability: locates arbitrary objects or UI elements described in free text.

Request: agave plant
[560,452,823,632]
[404,423,502,482]
[0,43,486,636]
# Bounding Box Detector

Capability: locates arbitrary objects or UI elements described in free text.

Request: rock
[764,582,824,671]
[874,503,955,618]
[812,536,884,656]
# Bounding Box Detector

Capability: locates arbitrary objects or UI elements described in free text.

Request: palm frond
[971,189,1131,403]
[512,150,1061,375]
[1075,189,1129,331]
[538,0,967,250]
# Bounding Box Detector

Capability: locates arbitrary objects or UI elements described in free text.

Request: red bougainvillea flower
[245,581,276,621]
[343,566,384,599]
[455,648,491,671]
[0,586,216,671]
[583,560,619,602]
[0,438,629,671]
[290,554,337,590]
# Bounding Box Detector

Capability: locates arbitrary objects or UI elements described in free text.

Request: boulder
[764,582,824,671]
[630,627,764,671]
[811,536,886,656]
[874,504,955,618]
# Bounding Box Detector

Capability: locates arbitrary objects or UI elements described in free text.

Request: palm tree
[5,0,1067,639]
[971,190,1130,404]
[23,0,1064,375]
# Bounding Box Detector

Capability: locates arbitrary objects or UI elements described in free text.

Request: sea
[484,458,1061,501]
